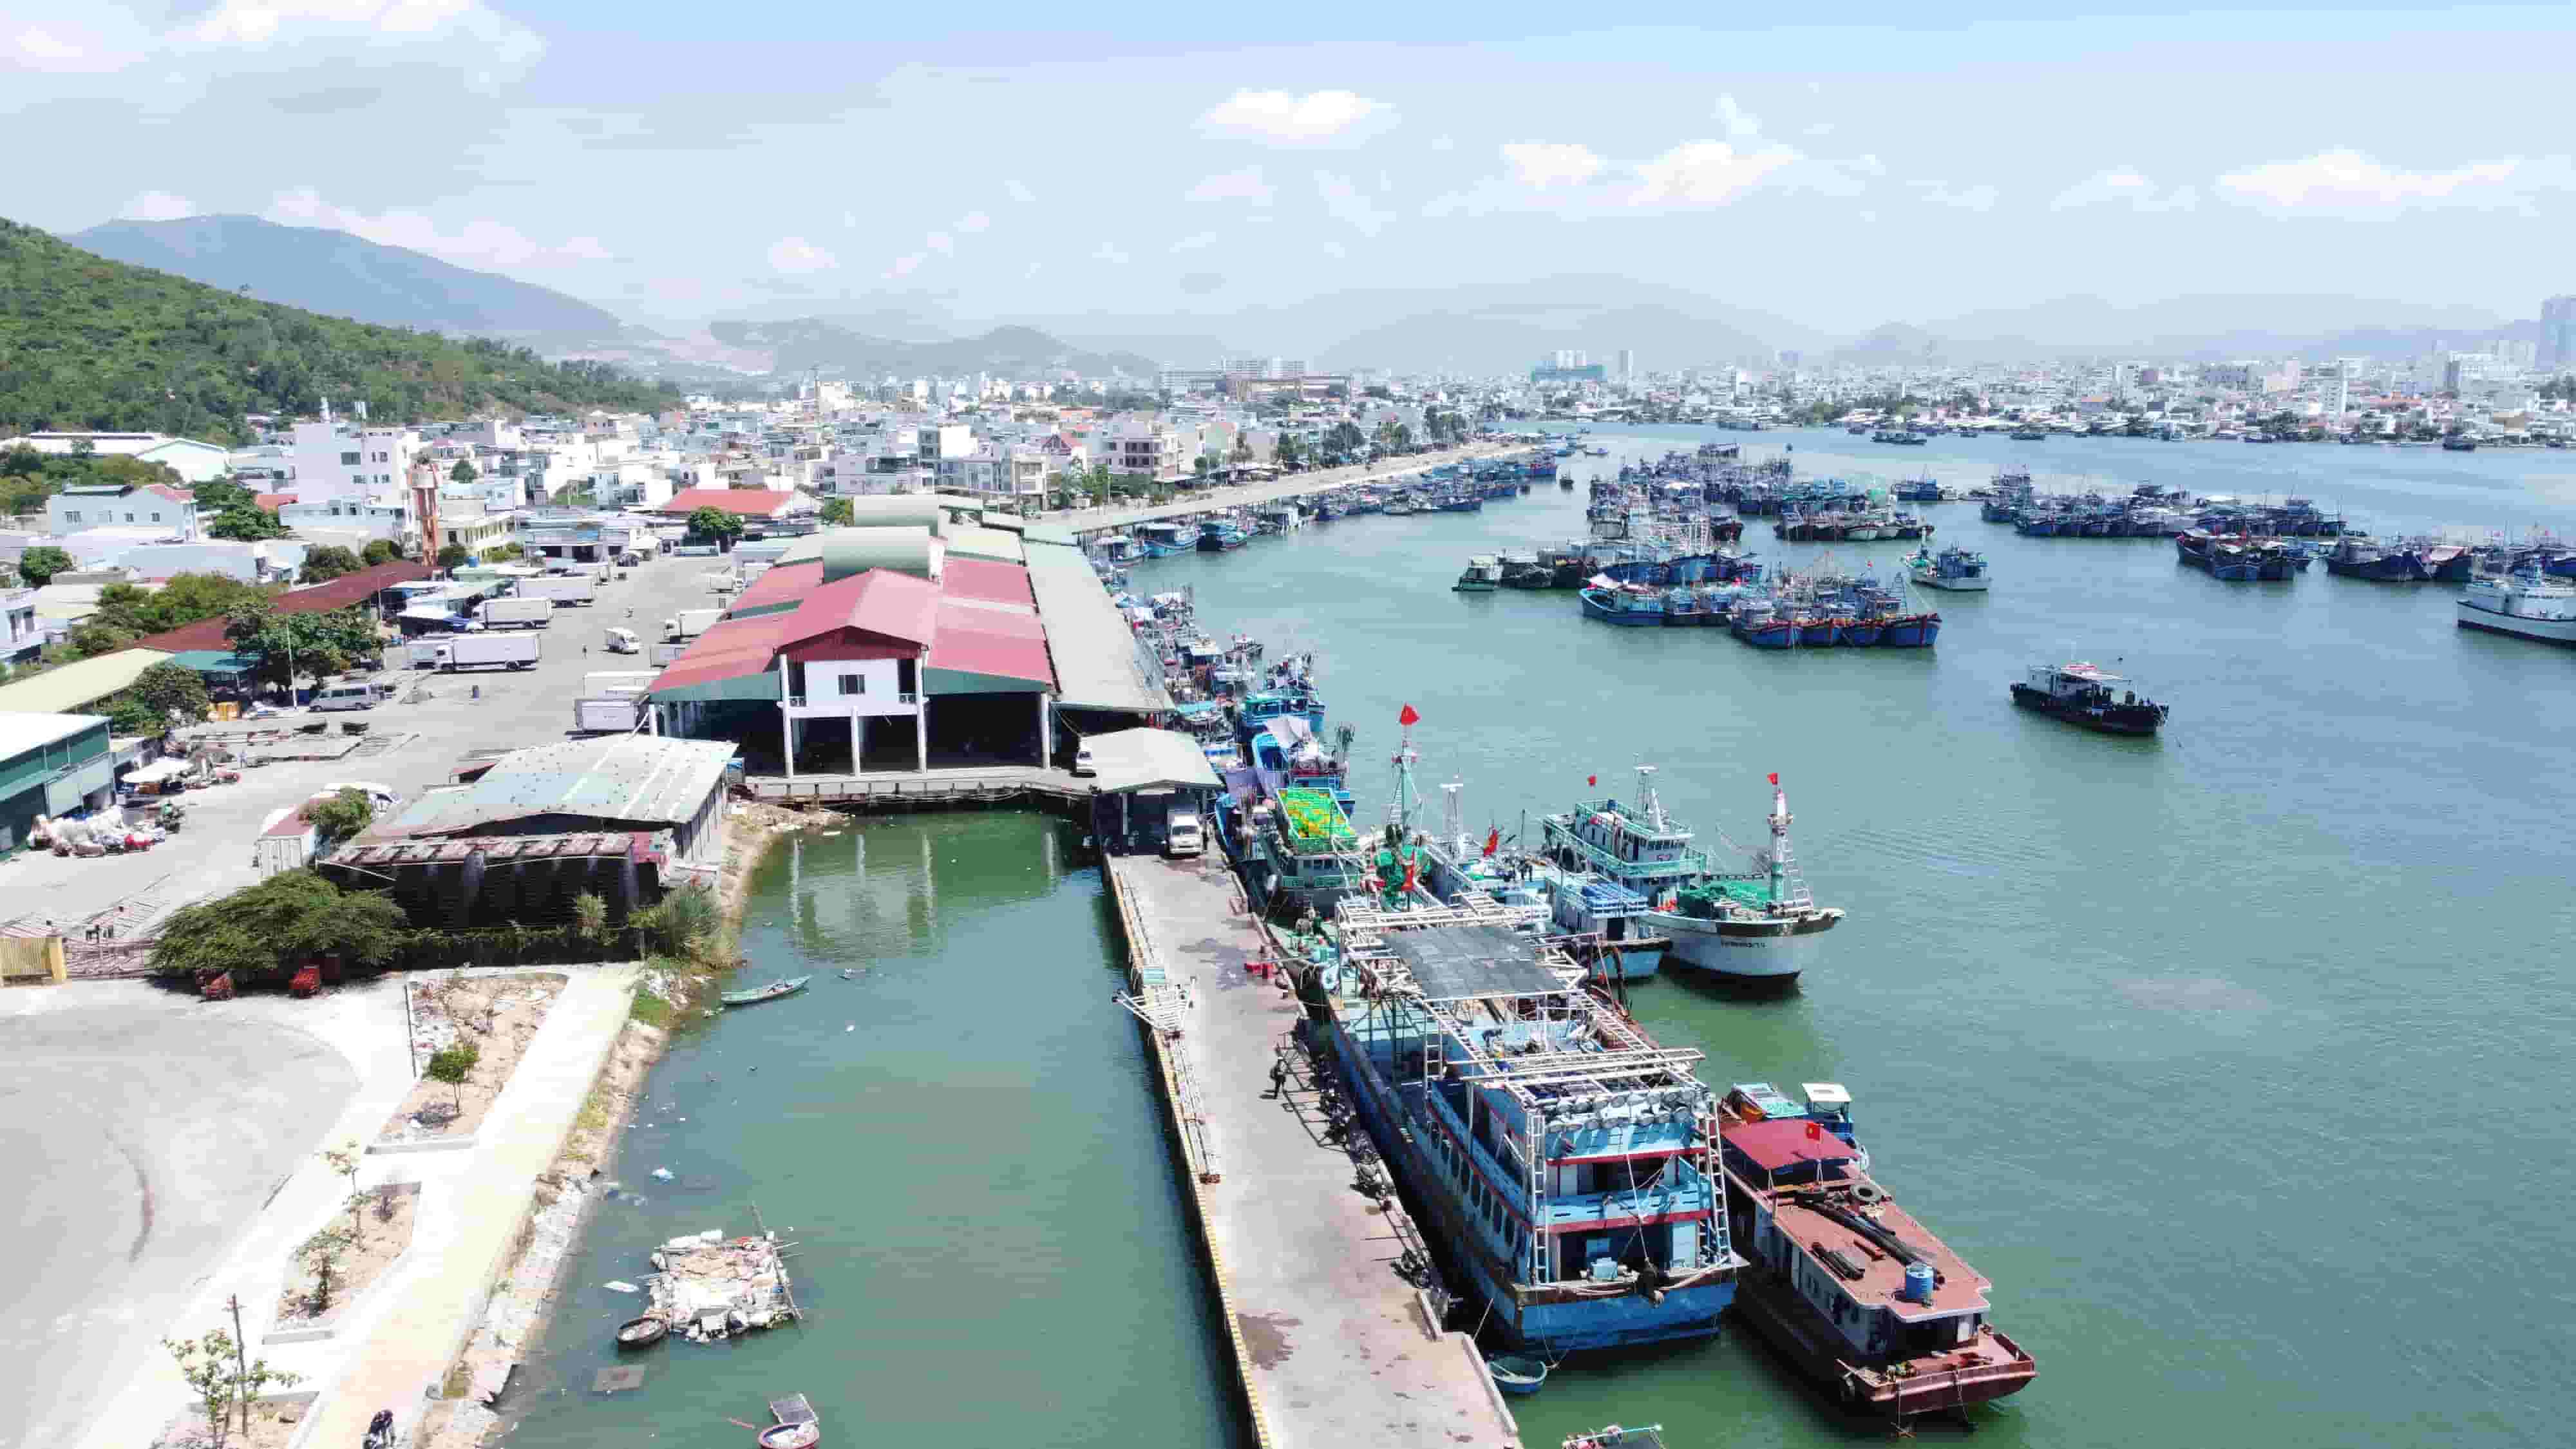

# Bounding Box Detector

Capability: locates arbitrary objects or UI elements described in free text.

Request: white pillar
[1037,693,1054,766]
[851,709,863,775]
[914,700,927,773]
[782,709,797,779]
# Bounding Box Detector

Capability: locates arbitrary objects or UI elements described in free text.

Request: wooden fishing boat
[721,976,810,1007]
[1488,1353,1550,1396]
[758,1392,820,1447]
[614,1314,667,1348]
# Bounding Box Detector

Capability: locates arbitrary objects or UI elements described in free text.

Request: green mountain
[0,218,675,445]
[706,317,1159,378]
[67,214,628,345]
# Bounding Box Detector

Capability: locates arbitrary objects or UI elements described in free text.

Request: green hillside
[1,218,674,444]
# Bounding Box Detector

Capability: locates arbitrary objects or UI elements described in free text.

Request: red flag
[1805,1121,1822,1141]
[1586,774,1596,787]
[1767,772,1779,786]
[1482,828,1500,858]
[1399,703,1420,726]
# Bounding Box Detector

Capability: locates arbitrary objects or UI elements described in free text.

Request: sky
[6,2,2573,343]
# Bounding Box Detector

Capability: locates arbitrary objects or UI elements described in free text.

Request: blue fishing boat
[1879,612,1940,647]
[1580,585,1666,626]
[1729,597,1794,648]
[1135,521,1194,556]
[1197,517,1251,551]
[1312,903,1739,1354]
[1435,491,1484,513]
[1794,612,1838,647]
[1224,785,1369,914]
[1236,688,1327,738]
[1905,545,1989,592]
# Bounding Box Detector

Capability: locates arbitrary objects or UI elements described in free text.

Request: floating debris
[641,1227,804,1343]
[603,1280,640,1294]
[650,1167,674,1180]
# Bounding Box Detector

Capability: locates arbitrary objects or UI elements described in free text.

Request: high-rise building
[1550,348,1587,370]
[1615,348,1637,381]
[2538,296,2575,371]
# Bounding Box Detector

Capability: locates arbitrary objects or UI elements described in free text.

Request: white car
[1072,743,1096,777]
[1165,808,1204,857]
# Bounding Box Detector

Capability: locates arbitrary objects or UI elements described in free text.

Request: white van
[1166,808,1205,858]
[311,683,377,712]
[1072,741,1097,777]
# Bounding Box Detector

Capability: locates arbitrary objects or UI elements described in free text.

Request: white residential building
[288,420,422,503]
[45,482,199,540]
[0,432,232,482]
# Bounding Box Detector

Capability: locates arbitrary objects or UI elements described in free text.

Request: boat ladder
[1115,983,1193,1032]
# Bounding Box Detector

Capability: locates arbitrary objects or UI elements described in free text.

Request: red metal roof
[658,488,798,517]
[728,561,824,614]
[646,613,799,696]
[1725,1117,1862,1173]
[790,569,940,646]
[254,493,298,510]
[928,598,1054,686]
[133,559,432,654]
[940,556,1036,609]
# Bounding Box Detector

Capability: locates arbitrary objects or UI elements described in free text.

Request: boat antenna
[1390,703,1422,833]
[1635,764,1666,831]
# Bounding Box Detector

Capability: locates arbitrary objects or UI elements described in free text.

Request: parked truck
[475,596,556,630]
[574,696,645,734]
[517,575,597,606]
[434,634,542,671]
[662,607,723,643]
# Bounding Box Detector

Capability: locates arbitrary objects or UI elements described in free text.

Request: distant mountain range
[66,214,629,346]
[1834,295,2529,364]
[703,317,1160,379]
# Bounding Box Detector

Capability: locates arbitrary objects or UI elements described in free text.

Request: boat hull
[2457,601,2576,645]
[1908,570,1989,592]
[1649,909,1837,980]
[1727,1263,2037,1417]
[2009,685,2166,734]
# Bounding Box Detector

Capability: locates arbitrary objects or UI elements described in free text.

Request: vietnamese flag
[1399,703,1420,726]
[1586,774,1596,788]
[1482,828,1500,858]
[1767,772,1779,786]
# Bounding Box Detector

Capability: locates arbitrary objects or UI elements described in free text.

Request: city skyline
[6,3,2573,336]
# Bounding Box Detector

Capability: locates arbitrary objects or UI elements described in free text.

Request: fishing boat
[1197,517,1251,551]
[1537,767,1729,974]
[2457,572,2576,645]
[1231,786,1370,914]
[1905,545,1989,592]
[2009,428,2047,441]
[721,976,811,1007]
[1728,596,1794,648]
[1488,1354,1551,1396]
[1642,774,1842,982]
[614,1315,668,1349]
[1454,555,1504,592]
[1717,1083,2037,1419]
[2008,661,2168,734]
[1312,900,1742,1354]
[1579,580,1666,626]
[1563,1425,1667,1449]
[1135,521,1194,557]
[2320,537,2415,581]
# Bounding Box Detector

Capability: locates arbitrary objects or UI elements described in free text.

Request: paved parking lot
[0,549,735,931]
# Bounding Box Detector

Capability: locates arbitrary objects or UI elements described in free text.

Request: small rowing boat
[720,976,811,1007]
[1488,1352,1550,1396]
[614,1315,667,1348]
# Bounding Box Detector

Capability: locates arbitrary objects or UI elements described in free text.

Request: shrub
[424,1042,480,1084]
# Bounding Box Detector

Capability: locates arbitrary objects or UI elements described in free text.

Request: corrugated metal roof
[925,597,1052,688]
[798,568,941,645]
[133,560,430,654]
[728,561,824,618]
[941,556,1035,609]
[832,497,956,535]
[1085,728,1220,793]
[1022,540,1170,714]
[645,614,795,699]
[945,526,1025,564]
[0,650,177,715]
[0,712,109,760]
[373,734,737,837]
[167,650,258,674]
[820,527,940,582]
[659,488,798,516]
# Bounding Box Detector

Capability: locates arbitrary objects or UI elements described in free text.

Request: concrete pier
[1106,853,1521,1449]
[1061,442,1522,536]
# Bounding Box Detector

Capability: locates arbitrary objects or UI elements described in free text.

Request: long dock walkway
[1106,853,1521,1449]
[745,764,1088,810]
[1058,442,1520,536]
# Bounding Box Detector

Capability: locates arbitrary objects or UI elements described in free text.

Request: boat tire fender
[1850,1183,1886,1206]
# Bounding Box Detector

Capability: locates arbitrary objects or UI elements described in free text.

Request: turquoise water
[496,813,1247,1449]
[513,427,2574,1449]
[1137,427,2576,1449]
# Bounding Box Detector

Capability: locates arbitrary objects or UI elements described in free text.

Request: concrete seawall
[1105,852,1521,1449]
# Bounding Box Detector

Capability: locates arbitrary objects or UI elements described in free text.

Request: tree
[166,1325,299,1449]
[449,458,478,483]
[123,661,213,730]
[1230,433,1253,466]
[435,543,469,570]
[297,545,363,585]
[359,539,398,567]
[16,544,70,585]
[1193,454,1213,480]
[149,872,408,986]
[424,1041,480,1113]
[224,604,381,689]
[818,497,855,526]
[687,506,744,547]
[297,1225,352,1315]
[1274,433,1304,471]
[321,1139,367,1247]
[207,505,287,541]
[305,788,374,841]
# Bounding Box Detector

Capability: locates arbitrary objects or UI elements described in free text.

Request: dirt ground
[156,1394,314,1449]
[273,1184,419,1326]
[382,974,565,1141]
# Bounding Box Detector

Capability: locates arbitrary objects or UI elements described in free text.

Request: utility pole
[227,1294,249,1439]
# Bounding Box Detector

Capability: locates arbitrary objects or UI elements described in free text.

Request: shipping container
[474,596,555,629]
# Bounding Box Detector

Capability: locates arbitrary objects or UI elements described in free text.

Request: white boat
[1905,545,1991,592]
[2458,573,2576,645]
[1643,776,1842,982]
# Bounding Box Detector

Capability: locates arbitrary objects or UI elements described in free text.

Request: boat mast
[1441,778,1464,854]
[1389,703,1423,835]
[1634,764,1666,831]
[1767,772,1812,910]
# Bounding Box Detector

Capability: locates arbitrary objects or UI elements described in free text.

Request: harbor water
[516,427,2572,1449]
[493,813,1247,1449]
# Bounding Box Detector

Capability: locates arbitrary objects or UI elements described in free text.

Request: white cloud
[9,2,541,97]
[1805,122,1836,138]
[190,1,542,66]
[1314,171,1391,236]
[1189,167,1276,205]
[2216,149,2544,211]
[266,187,614,268]
[1093,242,1130,264]
[1430,135,1456,153]
[887,253,925,278]
[1500,142,1604,189]
[1629,140,1802,208]
[1911,180,2000,212]
[1199,88,1389,145]
[840,209,857,229]
[1321,241,1347,259]
[1714,94,1760,140]
[955,211,990,234]
[2052,167,2196,212]
[925,231,954,256]
[1171,231,1218,252]
[1003,178,1036,205]
[119,189,196,222]
[765,235,837,274]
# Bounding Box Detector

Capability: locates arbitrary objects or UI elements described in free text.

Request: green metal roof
[0,650,176,716]
[167,650,259,676]
[1021,540,1170,714]
[0,712,110,762]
